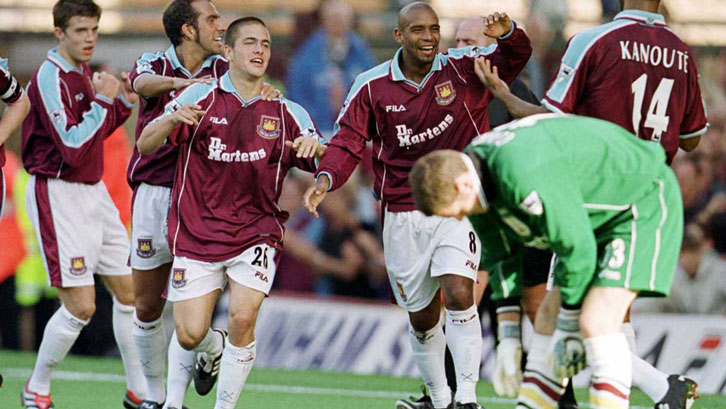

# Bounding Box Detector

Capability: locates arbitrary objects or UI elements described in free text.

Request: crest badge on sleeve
[257,115,281,139]
[136,238,156,258]
[434,81,456,106]
[171,268,187,288]
[70,257,87,275]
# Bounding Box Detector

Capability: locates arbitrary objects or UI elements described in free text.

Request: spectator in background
[286,0,376,135]
[674,155,715,225]
[634,224,726,314]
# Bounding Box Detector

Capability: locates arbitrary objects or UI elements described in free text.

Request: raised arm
[474,58,548,119]
[0,59,30,146]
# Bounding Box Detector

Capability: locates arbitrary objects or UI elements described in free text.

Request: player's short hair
[409,150,467,216]
[163,0,208,46]
[53,0,101,31]
[224,16,267,47]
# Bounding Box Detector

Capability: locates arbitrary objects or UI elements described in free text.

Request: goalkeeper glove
[547,307,586,378]
[493,321,523,397]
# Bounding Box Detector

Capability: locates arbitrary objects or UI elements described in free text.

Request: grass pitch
[1,350,724,408]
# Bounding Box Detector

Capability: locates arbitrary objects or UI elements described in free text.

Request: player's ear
[181,23,196,42]
[223,44,233,61]
[393,28,403,45]
[54,26,64,41]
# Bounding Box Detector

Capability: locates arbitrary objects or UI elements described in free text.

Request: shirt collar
[390,47,443,87]
[218,72,262,105]
[614,9,666,26]
[165,45,217,78]
[47,48,82,74]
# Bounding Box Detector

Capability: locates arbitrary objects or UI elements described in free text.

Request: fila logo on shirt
[210,116,228,125]
[385,104,406,112]
[395,114,453,147]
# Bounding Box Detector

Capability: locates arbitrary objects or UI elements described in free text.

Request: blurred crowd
[2,0,726,353]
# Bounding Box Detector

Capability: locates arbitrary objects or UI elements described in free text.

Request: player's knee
[69,301,96,321]
[443,286,473,311]
[176,326,205,350]
[522,297,540,323]
[135,301,164,323]
[227,309,256,334]
[114,289,135,307]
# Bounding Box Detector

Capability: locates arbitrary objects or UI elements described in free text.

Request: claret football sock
[214,339,256,409]
[585,333,631,409]
[113,298,146,399]
[445,305,482,404]
[164,331,195,408]
[409,320,452,409]
[133,314,167,403]
[28,305,88,395]
[621,323,669,402]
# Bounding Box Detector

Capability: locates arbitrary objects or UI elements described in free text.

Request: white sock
[445,305,481,404]
[621,323,669,402]
[516,333,566,409]
[164,331,196,409]
[133,314,167,403]
[113,299,146,398]
[162,301,175,346]
[410,321,451,408]
[585,333,631,409]
[28,305,88,394]
[214,339,256,409]
[194,328,224,356]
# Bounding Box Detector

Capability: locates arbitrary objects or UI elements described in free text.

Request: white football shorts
[25,175,131,288]
[129,183,173,270]
[166,243,278,302]
[383,209,481,312]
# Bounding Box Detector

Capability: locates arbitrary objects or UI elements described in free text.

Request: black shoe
[558,379,578,409]
[655,375,699,409]
[395,386,434,409]
[193,328,227,396]
[455,403,483,409]
[139,401,162,409]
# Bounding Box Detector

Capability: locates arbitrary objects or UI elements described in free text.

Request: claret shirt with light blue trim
[22,48,133,183]
[150,72,323,262]
[127,45,228,189]
[0,57,25,167]
[542,9,708,164]
[316,22,531,212]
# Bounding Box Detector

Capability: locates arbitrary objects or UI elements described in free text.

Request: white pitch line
[1,367,656,409]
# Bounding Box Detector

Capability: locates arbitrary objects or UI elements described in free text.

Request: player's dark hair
[224,16,267,47]
[163,0,206,46]
[53,0,102,31]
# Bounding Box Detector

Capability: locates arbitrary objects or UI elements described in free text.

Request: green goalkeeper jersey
[465,114,682,306]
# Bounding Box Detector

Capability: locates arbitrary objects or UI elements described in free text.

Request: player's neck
[56,45,83,68]
[399,51,432,84]
[229,69,263,101]
[622,1,660,14]
[175,42,208,76]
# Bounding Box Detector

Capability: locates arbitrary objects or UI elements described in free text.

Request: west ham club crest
[70,257,87,275]
[434,81,456,106]
[136,238,156,258]
[257,115,281,139]
[171,268,187,288]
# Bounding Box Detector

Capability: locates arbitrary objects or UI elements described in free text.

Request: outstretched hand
[302,175,330,218]
[474,57,510,100]
[171,103,205,127]
[285,136,321,158]
[483,12,512,38]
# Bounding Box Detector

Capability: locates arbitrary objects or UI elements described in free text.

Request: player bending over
[137,17,324,409]
[410,114,684,409]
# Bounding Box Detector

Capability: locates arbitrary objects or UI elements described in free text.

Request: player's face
[227,24,271,79]
[454,20,490,48]
[396,8,440,65]
[436,172,480,220]
[55,16,99,65]
[192,1,225,56]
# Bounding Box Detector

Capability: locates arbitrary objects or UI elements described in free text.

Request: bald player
[304,3,532,409]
